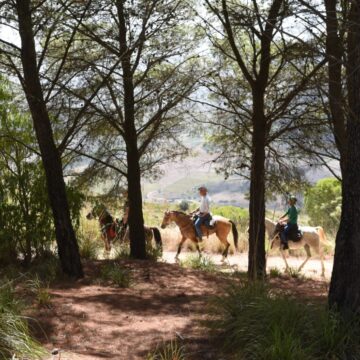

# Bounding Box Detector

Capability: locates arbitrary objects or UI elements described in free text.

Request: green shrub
[305,178,341,234]
[205,283,360,360]
[180,254,216,272]
[212,205,248,228]
[147,339,186,360]
[100,263,132,288]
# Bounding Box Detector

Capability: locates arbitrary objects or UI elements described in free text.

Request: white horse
[265,218,331,277]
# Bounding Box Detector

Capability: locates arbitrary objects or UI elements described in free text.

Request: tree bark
[328,0,360,313]
[117,0,146,259]
[248,91,267,280]
[325,0,347,174]
[16,0,83,278]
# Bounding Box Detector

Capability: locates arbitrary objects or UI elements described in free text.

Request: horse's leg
[298,244,311,273]
[280,249,290,273]
[175,236,186,262]
[319,243,325,278]
[196,243,202,258]
[218,225,231,262]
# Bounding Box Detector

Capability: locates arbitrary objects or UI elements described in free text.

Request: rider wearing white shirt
[195,186,211,241]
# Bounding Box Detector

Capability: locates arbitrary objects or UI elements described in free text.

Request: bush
[212,205,248,228]
[304,178,341,234]
[205,283,360,360]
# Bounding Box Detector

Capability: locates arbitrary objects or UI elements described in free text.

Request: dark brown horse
[87,204,162,252]
[161,211,238,261]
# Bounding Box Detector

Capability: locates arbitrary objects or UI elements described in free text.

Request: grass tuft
[27,275,52,308]
[180,254,216,272]
[0,282,46,358]
[100,262,133,288]
[269,267,282,278]
[79,237,99,260]
[146,338,186,360]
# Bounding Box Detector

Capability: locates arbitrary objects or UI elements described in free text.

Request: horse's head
[86,203,106,220]
[161,210,173,229]
[86,210,95,220]
[269,222,284,249]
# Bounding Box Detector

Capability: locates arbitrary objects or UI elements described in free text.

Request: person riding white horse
[278,195,299,250]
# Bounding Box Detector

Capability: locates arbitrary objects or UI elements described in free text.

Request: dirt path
[32,254,331,360]
[162,251,334,279]
[34,260,231,360]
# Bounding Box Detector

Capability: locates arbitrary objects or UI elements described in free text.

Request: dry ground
[30,255,330,360]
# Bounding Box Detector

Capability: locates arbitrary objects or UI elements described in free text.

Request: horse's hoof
[221,256,226,263]
[175,257,180,263]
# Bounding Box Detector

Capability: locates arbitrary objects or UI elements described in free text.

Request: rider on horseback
[194,186,211,242]
[278,195,299,250]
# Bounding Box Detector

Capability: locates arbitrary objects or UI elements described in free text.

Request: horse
[265,218,330,277]
[86,204,162,252]
[161,210,238,261]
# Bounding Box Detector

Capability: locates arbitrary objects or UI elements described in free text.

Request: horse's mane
[171,210,191,217]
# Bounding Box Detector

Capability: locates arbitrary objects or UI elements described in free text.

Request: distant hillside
[143,141,338,207]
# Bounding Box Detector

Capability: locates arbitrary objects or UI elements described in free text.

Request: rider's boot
[281,241,289,250]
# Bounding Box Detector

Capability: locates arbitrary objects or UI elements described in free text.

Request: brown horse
[87,204,162,252]
[161,211,238,261]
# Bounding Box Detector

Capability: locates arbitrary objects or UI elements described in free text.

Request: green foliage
[147,339,186,360]
[0,82,84,264]
[212,205,248,227]
[205,283,360,360]
[29,252,61,283]
[180,254,216,272]
[100,263,132,288]
[305,178,341,233]
[0,282,45,359]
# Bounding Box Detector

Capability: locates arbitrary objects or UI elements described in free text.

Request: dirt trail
[164,251,334,279]
[34,253,331,360]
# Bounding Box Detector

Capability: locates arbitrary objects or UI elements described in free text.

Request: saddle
[277,223,303,242]
[193,214,216,229]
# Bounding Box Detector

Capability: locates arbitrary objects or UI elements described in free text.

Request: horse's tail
[316,226,333,247]
[151,227,163,251]
[229,220,238,250]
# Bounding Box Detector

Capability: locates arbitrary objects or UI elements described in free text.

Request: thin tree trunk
[325,0,347,174]
[248,93,267,280]
[328,0,360,313]
[117,0,146,259]
[16,0,83,278]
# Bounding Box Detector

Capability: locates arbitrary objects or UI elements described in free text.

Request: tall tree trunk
[248,92,267,280]
[325,0,347,174]
[117,0,146,259]
[16,0,83,278]
[328,0,360,313]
